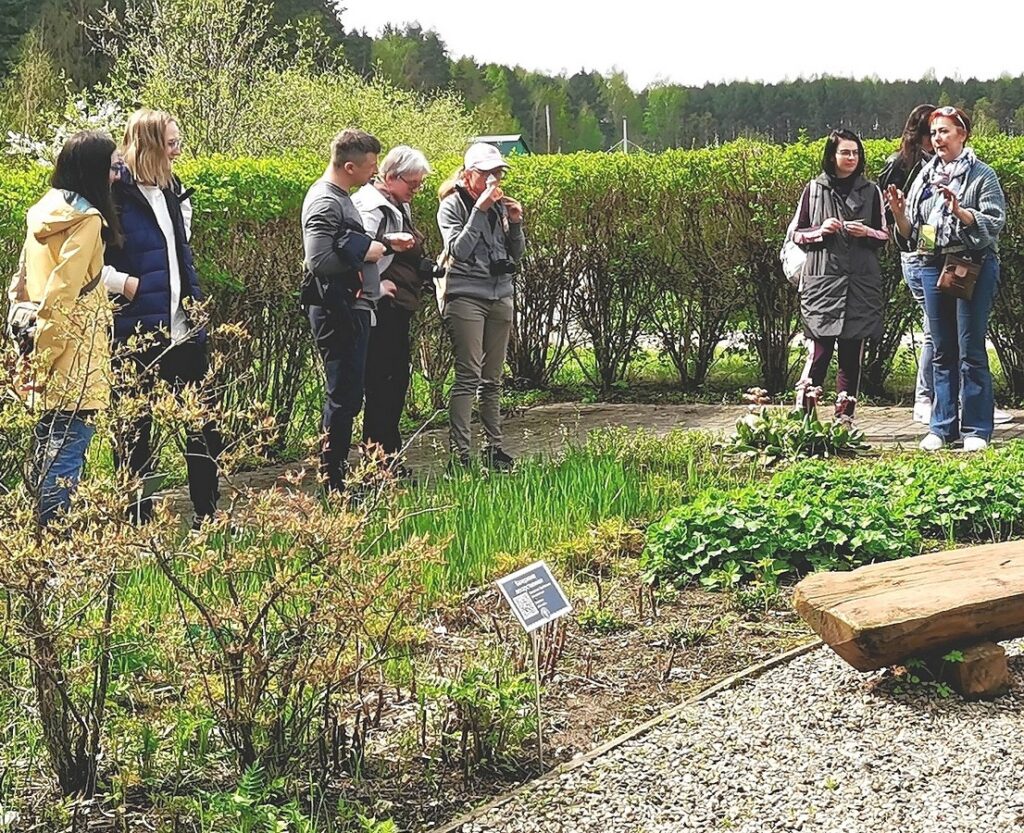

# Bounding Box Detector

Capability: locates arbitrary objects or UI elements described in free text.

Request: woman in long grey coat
[791,129,888,421]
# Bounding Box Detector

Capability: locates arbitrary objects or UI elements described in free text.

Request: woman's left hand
[502,197,523,223]
[844,221,870,238]
[123,276,140,300]
[938,185,973,225]
[938,184,960,214]
[937,181,974,225]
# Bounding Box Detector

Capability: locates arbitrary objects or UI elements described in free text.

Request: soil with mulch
[328,576,812,831]
[7,575,810,833]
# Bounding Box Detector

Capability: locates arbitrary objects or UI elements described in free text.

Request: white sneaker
[912,401,931,424]
[919,433,944,452]
[994,408,1013,425]
[963,436,989,452]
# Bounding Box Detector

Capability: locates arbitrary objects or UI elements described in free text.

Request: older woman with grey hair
[352,145,431,474]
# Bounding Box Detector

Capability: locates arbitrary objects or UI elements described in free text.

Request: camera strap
[374,206,392,241]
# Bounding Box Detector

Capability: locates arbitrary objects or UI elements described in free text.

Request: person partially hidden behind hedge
[790,129,888,424]
[300,129,409,493]
[879,104,936,424]
[352,146,432,480]
[885,106,1007,453]
[436,143,525,471]
[12,131,123,525]
[105,108,224,527]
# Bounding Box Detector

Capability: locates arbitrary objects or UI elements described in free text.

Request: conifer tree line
[4,0,1024,149]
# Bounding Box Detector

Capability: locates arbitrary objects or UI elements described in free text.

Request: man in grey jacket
[301,128,405,492]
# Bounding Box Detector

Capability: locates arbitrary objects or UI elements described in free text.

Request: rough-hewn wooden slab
[793,541,1024,671]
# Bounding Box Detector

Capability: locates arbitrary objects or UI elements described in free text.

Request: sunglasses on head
[933,106,968,131]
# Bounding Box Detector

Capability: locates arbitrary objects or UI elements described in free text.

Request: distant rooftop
[470,134,532,155]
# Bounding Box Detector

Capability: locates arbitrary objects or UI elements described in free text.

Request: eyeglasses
[475,168,505,180]
[110,161,128,177]
[399,175,424,192]
[836,149,861,158]
[933,106,967,131]
[167,138,184,150]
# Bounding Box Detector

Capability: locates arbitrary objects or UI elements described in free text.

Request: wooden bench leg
[927,641,1009,700]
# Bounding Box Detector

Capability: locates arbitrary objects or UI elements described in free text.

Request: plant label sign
[497,561,572,633]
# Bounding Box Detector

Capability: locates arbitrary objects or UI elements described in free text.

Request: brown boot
[833,392,856,424]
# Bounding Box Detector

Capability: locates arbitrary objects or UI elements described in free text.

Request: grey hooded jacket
[436,186,526,302]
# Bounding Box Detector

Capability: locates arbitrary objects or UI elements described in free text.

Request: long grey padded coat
[795,173,886,341]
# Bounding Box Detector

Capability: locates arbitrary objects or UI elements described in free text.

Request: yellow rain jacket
[19,189,112,412]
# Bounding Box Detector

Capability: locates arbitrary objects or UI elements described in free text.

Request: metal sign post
[531,628,544,767]
[496,560,572,770]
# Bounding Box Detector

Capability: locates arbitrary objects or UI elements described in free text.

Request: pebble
[458,640,1024,832]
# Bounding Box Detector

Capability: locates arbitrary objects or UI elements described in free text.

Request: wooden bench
[793,540,1024,697]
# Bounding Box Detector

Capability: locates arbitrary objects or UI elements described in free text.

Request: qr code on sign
[512,592,539,619]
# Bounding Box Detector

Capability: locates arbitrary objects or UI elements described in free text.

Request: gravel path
[456,642,1024,833]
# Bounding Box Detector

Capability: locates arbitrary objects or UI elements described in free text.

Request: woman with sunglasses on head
[352,145,430,477]
[105,108,223,525]
[790,129,888,423]
[436,143,525,471]
[15,131,123,524]
[885,106,1006,452]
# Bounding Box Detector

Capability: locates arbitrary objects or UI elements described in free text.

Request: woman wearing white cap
[437,142,525,471]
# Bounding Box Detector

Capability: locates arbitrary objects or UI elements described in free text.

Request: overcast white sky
[342,0,1024,90]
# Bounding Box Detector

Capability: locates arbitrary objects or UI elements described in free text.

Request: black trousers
[114,340,223,522]
[308,303,371,492]
[362,300,413,455]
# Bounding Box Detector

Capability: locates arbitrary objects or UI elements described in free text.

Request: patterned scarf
[908,147,977,248]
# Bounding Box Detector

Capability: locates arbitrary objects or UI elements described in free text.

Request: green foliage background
[3,135,1024,438]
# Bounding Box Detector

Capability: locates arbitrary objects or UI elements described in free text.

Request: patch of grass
[374,428,745,597]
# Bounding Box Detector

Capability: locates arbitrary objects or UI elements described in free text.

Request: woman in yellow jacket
[18,130,124,524]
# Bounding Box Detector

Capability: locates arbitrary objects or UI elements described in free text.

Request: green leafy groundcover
[643,441,1024,588]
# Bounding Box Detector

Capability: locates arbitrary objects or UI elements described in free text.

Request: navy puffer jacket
[106,170,204,343]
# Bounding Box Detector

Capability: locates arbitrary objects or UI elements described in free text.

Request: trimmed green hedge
[3,137,1024,445]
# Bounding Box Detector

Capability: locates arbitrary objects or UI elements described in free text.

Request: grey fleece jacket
[301,179,380,311]
[437,187,526,302]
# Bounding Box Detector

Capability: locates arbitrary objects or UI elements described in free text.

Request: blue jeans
[308,303,371,492]
[902,254,934,405]
[918,253,999,441]
[32,411,97,526]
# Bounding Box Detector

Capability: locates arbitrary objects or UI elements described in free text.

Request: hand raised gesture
[884,184,906,216]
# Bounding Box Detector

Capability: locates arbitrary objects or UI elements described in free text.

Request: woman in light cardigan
[885,106,1006,452]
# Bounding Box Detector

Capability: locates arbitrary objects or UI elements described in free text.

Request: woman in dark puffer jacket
[106,108,222,527]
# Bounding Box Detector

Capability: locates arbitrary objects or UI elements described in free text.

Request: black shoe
[481,446,515,472]
[446,453,472,476]
[189,513,217,534]
[387,460,417,483]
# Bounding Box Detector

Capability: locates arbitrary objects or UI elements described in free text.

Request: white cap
[464,142,509,172]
